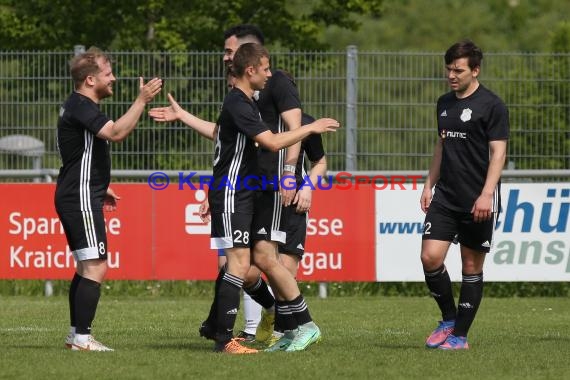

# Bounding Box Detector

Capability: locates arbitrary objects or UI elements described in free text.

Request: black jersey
[55,92,112,212]
[255,70,302,189]
[433,84,509,212]
[293,113,325,188]
[209,87,269,214]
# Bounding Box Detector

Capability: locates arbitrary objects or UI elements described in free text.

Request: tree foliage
[322,0,570,52]
[0,0,383,51]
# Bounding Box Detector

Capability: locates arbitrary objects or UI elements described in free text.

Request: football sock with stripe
[454,272,484,337]
[424,265,457,321]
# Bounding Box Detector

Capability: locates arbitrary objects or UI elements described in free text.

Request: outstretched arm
[97,77,162,142]
[254,118,340,152]
[149,93,216,140]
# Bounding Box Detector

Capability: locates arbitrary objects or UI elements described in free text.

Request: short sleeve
[486,100,509,141]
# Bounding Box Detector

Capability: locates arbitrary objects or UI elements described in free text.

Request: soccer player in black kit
[206,43,338,353]
[56,47,162,351]
[420,40,509,350]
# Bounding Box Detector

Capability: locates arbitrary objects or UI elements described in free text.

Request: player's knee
[252,257,277,274]
[244,272,261,286]
[80,260,108,282]
[420,251,444,270]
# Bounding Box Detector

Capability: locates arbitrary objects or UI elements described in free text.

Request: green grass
[1,295,569,380]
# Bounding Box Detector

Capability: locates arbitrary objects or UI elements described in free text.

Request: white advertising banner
[375,183,570,282]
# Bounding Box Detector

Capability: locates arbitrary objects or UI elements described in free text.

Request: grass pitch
[1,295,568,380]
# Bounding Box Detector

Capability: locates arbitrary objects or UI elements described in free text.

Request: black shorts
[56,209,108,261]
[278,205,307,257]
[251,191,286,243]
[210,212,253,249]
[422,201,497,253]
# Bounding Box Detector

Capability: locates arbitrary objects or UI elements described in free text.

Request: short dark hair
[444,39,483,70]
[232,43,269,77]
[223,24,265,45]
[69,46,110,89]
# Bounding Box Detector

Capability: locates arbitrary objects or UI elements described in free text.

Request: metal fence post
[315,45,359,299]
[346,45,358,172]
[318,282,328,299]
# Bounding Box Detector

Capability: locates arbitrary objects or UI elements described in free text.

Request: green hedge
[1,280,569,297]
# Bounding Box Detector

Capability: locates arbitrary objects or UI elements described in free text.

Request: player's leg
[264,252,303,351]
[59,209,113,351]
[252,239,320,352]
[66,270,82,348]
[455,247,485,336]
[199,250,227,340]
[239,265,268,341]
[240,264,277,345]
[210,212,258,354]
[213,246,249,349]
[242,266,274,312]
[251,192,292,300]
[59,210,81,348]
[421,202,457,348]
[252,192,320,351]
[438,244,484,350]
[266,207,307,350]
[72,258,110,351]
[246,192,282,342]
[241,263,276,341]
[239,292,262,341]
[439,214,494,350]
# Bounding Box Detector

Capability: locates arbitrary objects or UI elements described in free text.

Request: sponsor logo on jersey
[440,129,467,139]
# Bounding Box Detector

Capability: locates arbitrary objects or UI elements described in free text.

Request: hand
[294,186,312,213]
[280,173,297,206]
[471,193,493,222]
[420,187,432,214]
[148,93,182,122]
[139,77,163,104]
[310,118,340,134]
[199,199,211,223]
[104,187,121,212]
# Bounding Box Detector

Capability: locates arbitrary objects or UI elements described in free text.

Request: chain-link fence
[1,48,569,180]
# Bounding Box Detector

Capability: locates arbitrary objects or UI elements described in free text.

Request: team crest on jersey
[460,108,472,122]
